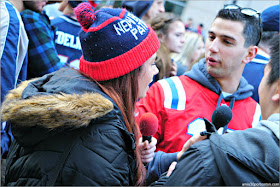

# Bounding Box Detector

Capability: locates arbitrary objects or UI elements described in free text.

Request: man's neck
[216,76,241,94]
[63,5,76,20]
[258,45,270,55]
[215,64,245,94]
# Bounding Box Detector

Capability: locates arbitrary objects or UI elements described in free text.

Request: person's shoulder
[21,9,41,19]
[1,1,14,10]
[51,15,65,24]
[1,1,14,8]
[21,9,36,15]
[178,74,202,88]
[240,95,259,105]
[1,1,20,21]
[154,76,198,94]
[51,15,80,27]
[1,1,22,20]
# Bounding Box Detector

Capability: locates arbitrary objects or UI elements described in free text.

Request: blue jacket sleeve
[145,151,177,184]
[21,10,64,78]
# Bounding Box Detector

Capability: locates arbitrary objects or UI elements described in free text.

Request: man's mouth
[207,57,219,66]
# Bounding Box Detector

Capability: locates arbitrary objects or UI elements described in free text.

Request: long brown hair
[151,12,183,79]
[96,67,146,185]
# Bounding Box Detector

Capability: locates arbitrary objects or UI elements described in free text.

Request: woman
[150,12,185,83]
[172,31,205,75]
[1,3,159,186]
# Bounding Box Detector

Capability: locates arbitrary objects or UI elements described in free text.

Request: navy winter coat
[2,68,138,186]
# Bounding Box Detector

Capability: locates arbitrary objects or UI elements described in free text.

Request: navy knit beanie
[121,0,153,18]
[74,2,159,81]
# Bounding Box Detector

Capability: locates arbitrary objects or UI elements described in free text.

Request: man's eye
[224,40,233,45]
[209,35,215,40]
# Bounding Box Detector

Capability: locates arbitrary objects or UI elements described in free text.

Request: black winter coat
[2,68,138,186]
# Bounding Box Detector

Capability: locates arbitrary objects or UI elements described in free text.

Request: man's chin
[206,67,219,78]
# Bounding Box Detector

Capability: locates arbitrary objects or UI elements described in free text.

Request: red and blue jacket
[136,59,261,153]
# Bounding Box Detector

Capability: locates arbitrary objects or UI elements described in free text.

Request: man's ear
[272,80,280,102]
[158,33,165,43]
[243,46,258,64]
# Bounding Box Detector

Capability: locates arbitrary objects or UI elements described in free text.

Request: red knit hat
[74,2,160,81]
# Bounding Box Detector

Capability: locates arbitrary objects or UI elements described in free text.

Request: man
[136,4,262,153]
[51,0,83,69]
[121,0,165,23]
[242,5,279,103]
[1,0,28,107]
[1,0,29,183]
[20,0,65,79]
[153,34,279,186]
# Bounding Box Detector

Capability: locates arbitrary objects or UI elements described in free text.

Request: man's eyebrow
[208,31,236,41]
[208,31,215,35]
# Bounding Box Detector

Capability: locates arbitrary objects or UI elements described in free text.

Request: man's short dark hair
[267,34,279,85]
[216,9,261,47]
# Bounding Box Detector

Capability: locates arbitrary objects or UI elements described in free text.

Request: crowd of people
[1,0,279,186]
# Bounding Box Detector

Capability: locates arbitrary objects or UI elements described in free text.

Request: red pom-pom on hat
[74,2,96,29]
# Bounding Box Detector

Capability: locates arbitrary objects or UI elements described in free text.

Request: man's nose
[208,39,219,53]
[180,35,185,44]
[159,5,165,13]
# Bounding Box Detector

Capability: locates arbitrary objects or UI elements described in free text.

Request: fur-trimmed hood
[1,68,114,145]
[1,81,113,129]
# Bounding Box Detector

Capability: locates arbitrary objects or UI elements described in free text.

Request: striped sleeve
[252,103,262,128]
[158,76,186,110]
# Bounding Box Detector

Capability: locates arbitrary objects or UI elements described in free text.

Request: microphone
[212,105,232,130]
[201,105,232,136]
[139,113,158,143]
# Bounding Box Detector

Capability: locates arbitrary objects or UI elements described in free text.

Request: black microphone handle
[142,135,152,143]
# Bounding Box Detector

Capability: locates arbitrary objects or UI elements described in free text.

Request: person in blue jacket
[1,0,29,159]
[1,1,29,184]
[242,5,279,102]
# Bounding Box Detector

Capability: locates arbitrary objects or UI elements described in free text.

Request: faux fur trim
[1,80,113,129]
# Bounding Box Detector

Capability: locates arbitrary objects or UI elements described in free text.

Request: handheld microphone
[139,113,158,143]
[212,105,232,131]
[201,105,232,137]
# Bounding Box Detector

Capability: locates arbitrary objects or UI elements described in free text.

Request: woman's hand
[138,137,157,164]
